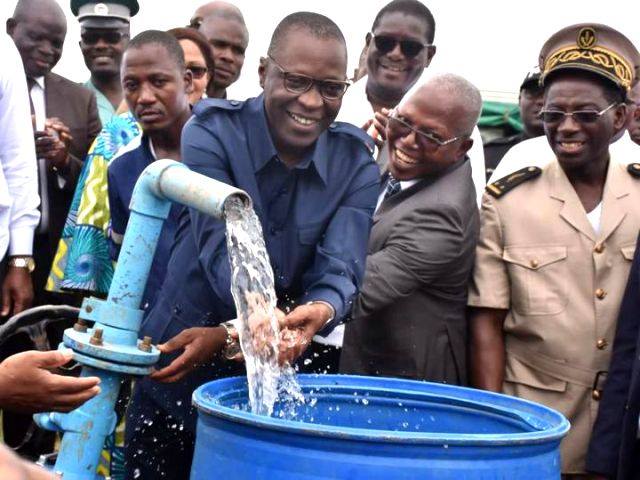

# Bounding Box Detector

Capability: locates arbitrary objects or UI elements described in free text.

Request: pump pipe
[34,160,250,479]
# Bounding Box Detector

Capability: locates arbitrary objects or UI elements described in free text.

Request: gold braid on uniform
[627,163,640,178]
[485,167,542,198]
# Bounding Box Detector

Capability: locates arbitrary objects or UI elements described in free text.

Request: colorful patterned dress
[47,112,140,296]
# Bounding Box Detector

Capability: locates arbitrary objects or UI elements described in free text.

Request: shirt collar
[248,94,330,186]
[31,76,45,90]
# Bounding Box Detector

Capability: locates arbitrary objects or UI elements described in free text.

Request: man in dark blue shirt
[124,12,379,479]
[108,30,193,308]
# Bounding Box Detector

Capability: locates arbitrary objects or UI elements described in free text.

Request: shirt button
[596,338,608,350]
[595,288,607,299]
[592,389,601,401]
[529,259,539,268]
[594,244,605,254]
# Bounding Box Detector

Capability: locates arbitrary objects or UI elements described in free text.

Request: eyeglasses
[80,31,127,45]
[187,65,208,79]
[538,103,618,124]
[370,33,431,59]
[267,56,350,101]
[388,110,463,149]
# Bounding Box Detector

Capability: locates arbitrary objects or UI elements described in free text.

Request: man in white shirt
[312,0,484,366]
[0,33,39,317]
[337,0,486,206]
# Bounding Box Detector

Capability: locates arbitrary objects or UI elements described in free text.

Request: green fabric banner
[479,101,522,132]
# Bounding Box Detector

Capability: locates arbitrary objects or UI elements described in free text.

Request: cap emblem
[94,3,109,15]
[577,27,597,49]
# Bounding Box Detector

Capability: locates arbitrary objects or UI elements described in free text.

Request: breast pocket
[503,245,569,316]
[621,243,636,262]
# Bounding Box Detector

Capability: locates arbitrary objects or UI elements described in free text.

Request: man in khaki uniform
[468,23,640,477]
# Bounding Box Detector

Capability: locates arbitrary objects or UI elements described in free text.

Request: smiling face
[121,43,192,134]
[543,74,626,173]
[366,11,434,106]
[8,9,66,78]
[259,28,347,164]
[386,84,472,180]
[80,26,129,78]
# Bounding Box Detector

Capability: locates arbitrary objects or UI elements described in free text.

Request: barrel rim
[192,374,570,446]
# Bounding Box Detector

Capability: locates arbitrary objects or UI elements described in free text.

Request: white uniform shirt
[0,34,39,259]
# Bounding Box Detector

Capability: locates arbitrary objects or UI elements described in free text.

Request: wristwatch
[8,256,36,273]
[220,321,241,360]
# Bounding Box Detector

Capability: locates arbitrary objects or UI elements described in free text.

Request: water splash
[224,197,302,415]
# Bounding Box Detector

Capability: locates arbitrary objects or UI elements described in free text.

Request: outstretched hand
[0,443,58,479]
[151,327,227,383]
[278,303,332,365]
[0,350,101,413]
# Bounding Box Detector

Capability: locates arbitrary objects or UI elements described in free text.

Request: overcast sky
[2,0,639,103]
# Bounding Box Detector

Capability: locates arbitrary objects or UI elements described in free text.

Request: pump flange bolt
[89,328,104,346]
[139,336,153,352]
[73,319,88,332]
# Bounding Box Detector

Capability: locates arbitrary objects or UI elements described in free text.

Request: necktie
[27,77,36,116]
[383,175,401,201]
[27,77,50,234]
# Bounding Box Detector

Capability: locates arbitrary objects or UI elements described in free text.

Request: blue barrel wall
[191,375,569,480]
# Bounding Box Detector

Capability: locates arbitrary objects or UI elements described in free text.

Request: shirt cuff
[8,226,35,256]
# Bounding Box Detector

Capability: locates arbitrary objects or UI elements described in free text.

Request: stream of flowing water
[224,197,303,416]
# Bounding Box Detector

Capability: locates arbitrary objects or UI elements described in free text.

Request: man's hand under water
[151,327,227,383]
[278,303,333,365]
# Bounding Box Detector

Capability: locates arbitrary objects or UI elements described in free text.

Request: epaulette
[192,98,244,118]
[627,163,640,177]
[485,166,542,198]
[328,121,375,155]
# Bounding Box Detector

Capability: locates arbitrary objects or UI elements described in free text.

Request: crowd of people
[1,0,640,478]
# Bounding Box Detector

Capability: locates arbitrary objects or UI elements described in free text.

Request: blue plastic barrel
[191,375,569,480]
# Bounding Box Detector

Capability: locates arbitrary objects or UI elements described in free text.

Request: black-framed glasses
[371,33,431,59]
[388,110,463,149]
[187,65,208,79]
[538,103,618,124]
[267,56,350,101]
[81,31,127,45]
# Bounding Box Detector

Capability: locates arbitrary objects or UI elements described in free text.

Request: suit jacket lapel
[598,161,630,244]
[548,161,596,242]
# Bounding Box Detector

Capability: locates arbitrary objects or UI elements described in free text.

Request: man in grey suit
[341,74,481,384]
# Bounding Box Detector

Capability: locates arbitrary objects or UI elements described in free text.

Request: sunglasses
[538,103,618,124]
[268,56,350,101]
[371,33,431,59]
[388,110,463,149]
[81,31,127,45]
[187,65,209,79]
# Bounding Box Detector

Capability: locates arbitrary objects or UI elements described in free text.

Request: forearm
[469,307,507,392]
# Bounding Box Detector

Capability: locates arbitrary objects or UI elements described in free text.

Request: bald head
[195,1,248,97]
[190,1,246,29]
[7,0,67,77]
[408,74,482,136]
[13,0,65,23]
